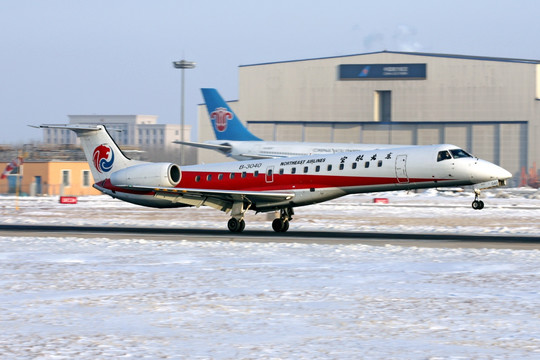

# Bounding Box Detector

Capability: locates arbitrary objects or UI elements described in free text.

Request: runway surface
[1,224,539,249]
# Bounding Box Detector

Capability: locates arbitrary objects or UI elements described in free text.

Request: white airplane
[175,88,396,160]
[36,124,511,233]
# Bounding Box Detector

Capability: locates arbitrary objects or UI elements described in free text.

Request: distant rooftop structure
[43,115,189,147]
[41,115,194,164]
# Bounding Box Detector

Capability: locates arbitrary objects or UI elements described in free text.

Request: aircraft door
[395,155,409,183]
[265,166,274,183]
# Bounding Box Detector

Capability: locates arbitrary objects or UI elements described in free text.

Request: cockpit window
[450,149,472,159]
[437,150,452,162]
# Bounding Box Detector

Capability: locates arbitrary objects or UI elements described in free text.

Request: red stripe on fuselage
[176,171,439,191]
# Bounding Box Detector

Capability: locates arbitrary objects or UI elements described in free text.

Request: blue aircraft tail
[201,88,261,141]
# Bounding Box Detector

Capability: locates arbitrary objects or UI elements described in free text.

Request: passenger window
[437,150,452,162]
[377,160,383,167]
[218,174,224,180]
[242,172,247,178]
[291,167,296,174]
[365,162,370,168]
[315,165,320,172]
[352,162,357,169]
[303,166,309,173]
[254,171,259,177]
[206,174,212,181]
[279,168,284,175]
[267,169,273,176]
[327,164,332,171]
[195,175,201,182]
[339,163,345,170]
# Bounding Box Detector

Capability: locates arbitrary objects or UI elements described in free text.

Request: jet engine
[110,162,181,188]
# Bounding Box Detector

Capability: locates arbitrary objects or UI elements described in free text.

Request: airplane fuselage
[96,144,509,211]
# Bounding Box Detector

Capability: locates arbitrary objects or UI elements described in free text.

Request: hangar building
[198,51,540,185]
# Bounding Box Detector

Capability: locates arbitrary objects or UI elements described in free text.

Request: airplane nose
[472,160,512,182]
[497,167,512,180]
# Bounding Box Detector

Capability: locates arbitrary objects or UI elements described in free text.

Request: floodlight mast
[172,59,196,165]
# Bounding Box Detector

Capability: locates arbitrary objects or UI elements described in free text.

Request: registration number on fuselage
[238,162,263,170]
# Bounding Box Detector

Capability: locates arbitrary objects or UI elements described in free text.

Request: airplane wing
[100,183,295,213]
[173,140,280,159]
[173,140,232,152]
[237,153,277,159]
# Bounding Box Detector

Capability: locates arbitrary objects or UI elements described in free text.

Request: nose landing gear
[472,189,485,210]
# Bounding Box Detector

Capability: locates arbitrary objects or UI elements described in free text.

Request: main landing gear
[227,217,246,232]
[272,207,293,233]
[226,202,295,233]
[471,189,485,210]
[227,201,249,233]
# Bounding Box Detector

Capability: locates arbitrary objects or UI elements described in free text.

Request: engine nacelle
[110,162,181,188]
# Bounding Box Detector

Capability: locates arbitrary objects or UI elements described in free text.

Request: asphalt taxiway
[1,224,539,249]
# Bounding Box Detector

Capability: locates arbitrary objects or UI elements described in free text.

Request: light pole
[173,59,196,165]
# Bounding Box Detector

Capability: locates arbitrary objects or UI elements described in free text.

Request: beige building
[198,51,540,186]
[0,161,100,196]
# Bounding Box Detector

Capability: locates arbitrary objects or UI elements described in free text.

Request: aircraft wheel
[472,200,485,210]
[228,218,245,233]
[272,218,284,232]
[238,219,246,232]
[281,220,289,232]
[272,218,289,232]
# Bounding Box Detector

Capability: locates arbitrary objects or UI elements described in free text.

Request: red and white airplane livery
[38,124,511,233]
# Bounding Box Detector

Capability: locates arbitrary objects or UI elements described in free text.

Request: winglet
[201,88,261,141]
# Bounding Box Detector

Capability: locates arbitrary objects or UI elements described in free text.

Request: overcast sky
[1,0,539,144]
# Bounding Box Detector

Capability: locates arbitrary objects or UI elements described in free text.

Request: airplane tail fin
[201,88,261,141]
[36,124,143,183]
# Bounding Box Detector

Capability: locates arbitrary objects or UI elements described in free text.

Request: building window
[62,170,71,187]
[82,170,91,187]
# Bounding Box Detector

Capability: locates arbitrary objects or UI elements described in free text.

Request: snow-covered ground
[1,188,540,359]
[2,236,540,359]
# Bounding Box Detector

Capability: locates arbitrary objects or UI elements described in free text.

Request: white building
[198,51,540,185]
[43,115,192,162]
